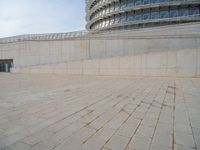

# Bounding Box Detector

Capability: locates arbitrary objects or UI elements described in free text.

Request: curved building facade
[86,0,200,31]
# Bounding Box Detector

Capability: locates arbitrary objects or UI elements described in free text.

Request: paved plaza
[0,74,199,150]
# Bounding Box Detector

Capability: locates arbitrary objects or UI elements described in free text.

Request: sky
[0,0,86,38]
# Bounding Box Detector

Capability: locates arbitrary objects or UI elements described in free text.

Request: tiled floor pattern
[0,74,199,150]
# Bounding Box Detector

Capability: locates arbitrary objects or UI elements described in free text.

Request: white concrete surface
[0,23,200,77]
[12,50,200,77]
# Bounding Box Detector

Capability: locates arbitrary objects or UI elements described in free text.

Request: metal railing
[0,31,88,44]
[1,16,200,44]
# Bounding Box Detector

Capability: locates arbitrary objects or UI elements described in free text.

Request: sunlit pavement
[0,74,199,150]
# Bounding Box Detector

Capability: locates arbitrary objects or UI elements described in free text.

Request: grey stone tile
[116,118,140,138]
[128,135,151,150]
[175,132,196,148]
[192,127,200,150]
[174,144,196,150]
[135,124,154,139]
[152,133,172,148]
[0,75,200,150]
[3,142,31,150]
[174,123,193,135]
[0,133,25,149]
[21,129,53,146]
[150,144,171,150]
[106,111,129,130]
[83,127,115,150]
[104,135,129,150]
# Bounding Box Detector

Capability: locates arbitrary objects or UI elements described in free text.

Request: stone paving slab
[0,74,200,150]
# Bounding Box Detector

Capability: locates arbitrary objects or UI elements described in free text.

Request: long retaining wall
[1,23,200,77]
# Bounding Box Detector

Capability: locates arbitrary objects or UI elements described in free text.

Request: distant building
[86,0,200,31]
[0,1,200,77]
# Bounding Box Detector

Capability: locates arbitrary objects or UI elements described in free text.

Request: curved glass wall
[86,0,200,31]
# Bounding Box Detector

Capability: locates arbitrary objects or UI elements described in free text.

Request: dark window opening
[0,59,13,73]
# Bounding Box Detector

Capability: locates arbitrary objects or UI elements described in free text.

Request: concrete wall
[1,23,200,77]
[11,49,200,77]
[0,40,90,67]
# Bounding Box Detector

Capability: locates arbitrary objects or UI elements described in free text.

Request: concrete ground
[0,74,199,150]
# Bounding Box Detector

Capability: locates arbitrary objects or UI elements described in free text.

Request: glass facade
[86,0,200,30]
[170,9,179,17]
[179,8,189,16]
[121,14,127,22]
[144,0,150,5]
[190,7,199,15]
[143,11,151,20]
[151,11,159,19]
[160,10,169,18]
[151,0,159,4]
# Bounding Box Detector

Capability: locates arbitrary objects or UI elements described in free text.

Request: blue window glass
[121,14,127,22]
[121,0,127,9]
[170,9,178,17]
[127,0,134,7]
[160,10,169,18]
[127,12,134,21]
[143,0,150,4]
[151,11,159,19]
[114,15,121,24]
[135,14,142,20]
[143,12,150,20]
[151,0,159,4]
[179,8,189,16]
[159,0,168,3]
[189,7,199,15]
[115,3,120,11]
[135,0,142,6]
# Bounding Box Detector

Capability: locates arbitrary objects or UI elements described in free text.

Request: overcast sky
[0,0,86,38]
